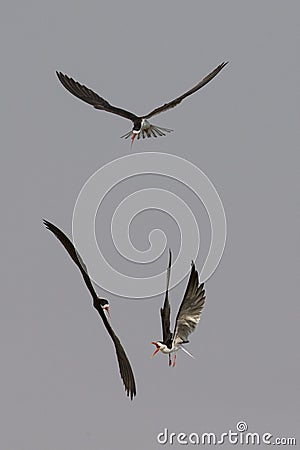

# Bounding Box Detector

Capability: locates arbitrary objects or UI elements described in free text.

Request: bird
[43,220,136,400]
[56,62,228,145]
[151,251,206,367]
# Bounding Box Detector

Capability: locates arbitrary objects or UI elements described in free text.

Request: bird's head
[100,298,110,319]
[151,341,165,358]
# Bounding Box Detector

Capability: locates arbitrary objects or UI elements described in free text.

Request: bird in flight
[151,251,206,367]
[56,62,228,146]
[43,220,136,400]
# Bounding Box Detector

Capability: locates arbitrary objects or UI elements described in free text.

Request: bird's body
[151,251,206,367]
[56,62,228,145]
[43,220,136,399]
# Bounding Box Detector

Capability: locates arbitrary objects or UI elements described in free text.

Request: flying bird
[43,220,136,400]
[151,251,206,367]
[56,62,228,145]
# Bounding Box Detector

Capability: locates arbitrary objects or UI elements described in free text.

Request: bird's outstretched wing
[43,220,97,301]
[144,62,228,119]
[173,263,205,347]
[160,250,173,346]
[43,220,136,399]
[56,72,138,122]
[97,311,136,400]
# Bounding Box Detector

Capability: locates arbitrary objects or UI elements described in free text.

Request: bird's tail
[145,124,173,138]
[120,125,173,140]
[180,345,195,359]
[120,130,133,139]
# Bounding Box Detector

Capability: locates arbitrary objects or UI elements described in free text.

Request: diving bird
[43,220,136,400]
[151,251,206,367]
[56,62,228,145]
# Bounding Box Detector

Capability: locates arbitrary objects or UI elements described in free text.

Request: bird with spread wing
[151,251,206,367]
[56,62,228,145]
[44,220,136,400]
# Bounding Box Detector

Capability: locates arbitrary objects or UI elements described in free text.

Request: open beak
[151,342,160,358]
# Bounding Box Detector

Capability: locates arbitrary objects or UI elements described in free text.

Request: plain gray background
[1,1,299,449]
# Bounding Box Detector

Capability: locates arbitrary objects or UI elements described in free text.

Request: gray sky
[1,1,299,449]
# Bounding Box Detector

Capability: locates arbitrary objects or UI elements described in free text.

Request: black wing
[56,72,138,122]
[43,220,98,301]
[160,250,173,345]
[93,303,136,400]
[173,262,205,347]
[43,220,136,399]
[144,62,228,119]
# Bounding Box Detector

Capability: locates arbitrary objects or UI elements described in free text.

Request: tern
[43,220,136,399]
[151,251,206,367]
[56,62,228,145]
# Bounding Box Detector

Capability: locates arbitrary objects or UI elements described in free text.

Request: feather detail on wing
[173,263,205,347]
[56,72,138,122]
[104,326,137,400]
[144,62,228,119]
[43,220,98,301]
[92,295,137,399]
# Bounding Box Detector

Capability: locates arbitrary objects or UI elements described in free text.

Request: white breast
[141,119,150,130]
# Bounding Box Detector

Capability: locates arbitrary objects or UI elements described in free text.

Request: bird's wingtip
[56,71,69,80]
[168,248,172,267]
[43,219,57,232]
[127,384,137,400]
[130,390,136,400]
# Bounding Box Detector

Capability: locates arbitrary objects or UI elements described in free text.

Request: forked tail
[120,124,173,140]
[180,345,195,359]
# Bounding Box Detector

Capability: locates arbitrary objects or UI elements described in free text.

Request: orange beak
[151,342,160,358]
[131,133,137,148]
[104,305,111,320]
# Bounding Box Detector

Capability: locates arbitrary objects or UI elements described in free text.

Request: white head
[151,341,168,358]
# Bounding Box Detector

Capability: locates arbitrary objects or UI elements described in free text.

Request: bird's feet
[168,354,172,367]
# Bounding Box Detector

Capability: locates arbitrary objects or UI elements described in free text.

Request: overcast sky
[1,1,299,449]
